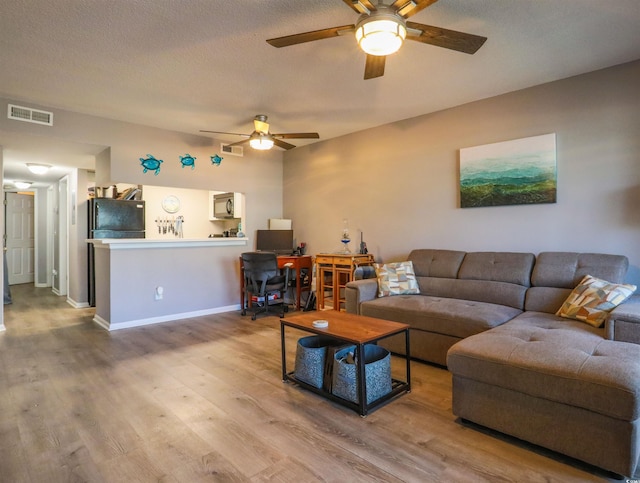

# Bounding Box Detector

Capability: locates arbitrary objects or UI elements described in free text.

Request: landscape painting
[459,133,557,208]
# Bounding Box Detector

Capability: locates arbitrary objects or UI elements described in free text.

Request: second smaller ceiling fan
[200,114,320,150]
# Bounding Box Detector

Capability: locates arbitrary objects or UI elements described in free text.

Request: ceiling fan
[266,0,487,79]
[200,114,320,150]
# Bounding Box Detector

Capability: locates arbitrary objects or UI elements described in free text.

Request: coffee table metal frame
[280,311,411,416]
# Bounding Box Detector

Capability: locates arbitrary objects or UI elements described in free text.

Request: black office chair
[241,252,290,320]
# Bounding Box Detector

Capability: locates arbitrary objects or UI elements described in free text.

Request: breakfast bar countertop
[88,237,248,249]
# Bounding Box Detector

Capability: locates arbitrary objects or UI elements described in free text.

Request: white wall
[67,168,90,307]
[142,186,244,239]
[0,146,4,330]
[142,185,211,239]
[33,187,49,287]
[284,60,640,285]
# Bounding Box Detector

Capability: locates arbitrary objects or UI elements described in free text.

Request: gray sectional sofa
[345,249,640,477]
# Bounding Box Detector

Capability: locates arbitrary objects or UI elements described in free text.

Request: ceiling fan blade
[199,130,249,137]
[225,138,251,148]
[406,21,487,54]
[273,138,297,150]
[267,25,355,48]
[364,54,386,80]
[342,0,377,14]
[272,133,320,139]
[391,0,439,18]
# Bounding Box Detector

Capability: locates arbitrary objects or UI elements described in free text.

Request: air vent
[221,143,243,157]
[8,104,53,126]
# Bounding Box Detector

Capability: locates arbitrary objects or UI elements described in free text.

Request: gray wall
[283,60,640,285]
[0,97,286,311]
[0,97,286,232]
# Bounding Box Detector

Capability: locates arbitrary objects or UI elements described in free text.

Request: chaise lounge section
[345,249,640,477]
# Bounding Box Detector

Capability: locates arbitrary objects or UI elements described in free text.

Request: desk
[240,255,313,312]
[315,253,374,311]
[276,255,313,311]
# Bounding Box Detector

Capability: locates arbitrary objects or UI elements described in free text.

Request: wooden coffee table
[280,310,411,416]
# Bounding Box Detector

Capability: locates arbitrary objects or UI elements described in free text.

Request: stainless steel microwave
[213,192,235,218]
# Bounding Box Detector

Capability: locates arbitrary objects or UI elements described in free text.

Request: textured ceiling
[1,0,640,186]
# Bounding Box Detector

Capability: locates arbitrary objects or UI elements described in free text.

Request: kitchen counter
[89,237,248,249]
[90,237,248,331]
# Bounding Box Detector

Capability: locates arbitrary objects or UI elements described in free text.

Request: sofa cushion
[447,313,640,421]
[417,277,528,310]
[524,286,572,314]
[361,295,522,339]
[531,252,629,288]
[408,249,466,278]
[374,261,420,297]
[556,274,636,327]
[458,252,535,286]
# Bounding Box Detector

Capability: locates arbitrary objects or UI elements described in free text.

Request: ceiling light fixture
[355,7,407,56]
[249,132,274,150]
[14,181,32,189]
[26,163,52,175]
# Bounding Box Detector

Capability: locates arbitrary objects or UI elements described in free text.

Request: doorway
[0,136,101,330]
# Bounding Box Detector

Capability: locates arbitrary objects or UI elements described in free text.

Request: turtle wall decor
[140,154,163,175]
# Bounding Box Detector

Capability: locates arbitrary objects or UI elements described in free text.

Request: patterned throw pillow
[556,274,637,328]
[375,261,420,297]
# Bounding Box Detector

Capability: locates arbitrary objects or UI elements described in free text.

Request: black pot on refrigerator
[88,198,145,306]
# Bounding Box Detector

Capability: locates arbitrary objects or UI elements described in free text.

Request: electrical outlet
[155,286,163,300]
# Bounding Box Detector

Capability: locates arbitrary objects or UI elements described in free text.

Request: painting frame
[459,133,557,208]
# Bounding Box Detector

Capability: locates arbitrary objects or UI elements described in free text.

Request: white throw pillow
[375,261,420,297]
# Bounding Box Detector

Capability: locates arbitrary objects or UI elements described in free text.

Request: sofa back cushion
[525,252,630,313]
[524,287,573,313]
[455,252,535,310]
[410,250,534,310]
[409,249,466,303]
[458,252,535,286]
[531,252,629,287]
[408,249,466,278]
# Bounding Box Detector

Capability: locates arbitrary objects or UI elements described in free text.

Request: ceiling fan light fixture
[249,132,274,150]
[355,10,407,56]
[26,163,52,174]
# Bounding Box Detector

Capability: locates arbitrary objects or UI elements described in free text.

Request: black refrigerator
[88,198,145,306]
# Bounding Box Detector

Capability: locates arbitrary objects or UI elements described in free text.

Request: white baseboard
[93,304,241,331]
[93,314,110,331]
[67,297,90,309]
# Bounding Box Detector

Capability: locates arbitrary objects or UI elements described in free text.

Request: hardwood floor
[0,284,627,482]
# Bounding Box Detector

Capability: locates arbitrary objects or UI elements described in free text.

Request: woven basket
[294,336,337,389]
[332,344,391,404]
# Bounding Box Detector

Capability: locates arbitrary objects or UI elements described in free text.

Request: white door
[5,192,35,285]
